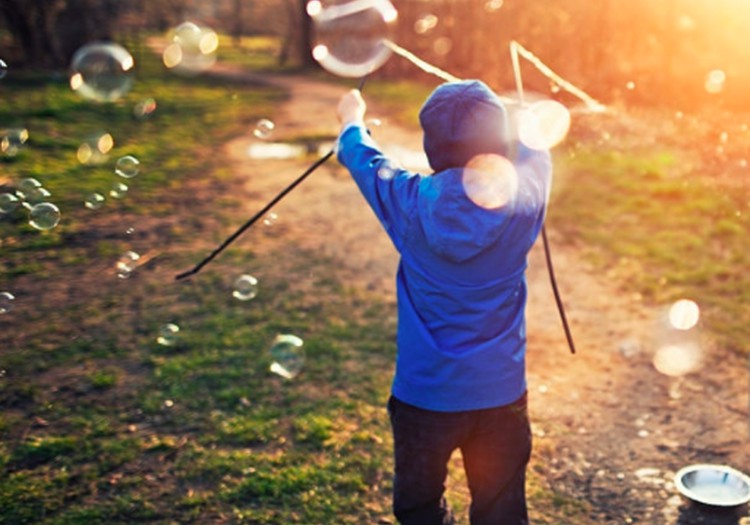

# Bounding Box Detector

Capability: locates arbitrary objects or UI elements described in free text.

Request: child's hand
[337,89,366,126]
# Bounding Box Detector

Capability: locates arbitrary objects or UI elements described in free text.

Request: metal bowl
[674,464,750,507]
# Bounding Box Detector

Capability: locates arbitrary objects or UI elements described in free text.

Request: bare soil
[215,66,750,524]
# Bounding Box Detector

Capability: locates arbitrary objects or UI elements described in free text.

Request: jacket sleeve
[336,123,421,252]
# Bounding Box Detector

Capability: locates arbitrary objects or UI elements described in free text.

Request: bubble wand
[175,75,367,281]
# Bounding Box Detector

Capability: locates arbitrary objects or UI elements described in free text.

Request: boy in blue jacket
[336,80,552,525]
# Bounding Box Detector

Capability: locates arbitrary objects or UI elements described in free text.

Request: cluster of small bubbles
[115,155,140,178]
[116,250,140,279]
[84,192,105,210]
[262,212,278,227]
[110,182,129,199]
[69,42,135,102]
[77,132,114,165]
[308,0,398,78]
[414,14,438,35]
[0,291,15,314]
[133,98,157,120]
[377,161,397,181]
[16,177,42,201]
[0,59,7,79]
[233,274,259,301]
[704,69,726,94]
[432,37,453,56]
[162,22,219,76]
[1,128,29,157]
[484,0,504,12]
[253,119,275,139]
[0,193,20,214]
[157,323,180,346]
[28,202,61,231]
[518,100,571,150]
[269,334,305,380]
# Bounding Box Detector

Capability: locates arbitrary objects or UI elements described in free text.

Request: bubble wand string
[510,41,576,355]
[175,75,368,281]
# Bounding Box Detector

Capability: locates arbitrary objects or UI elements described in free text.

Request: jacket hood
[419,80,510,173]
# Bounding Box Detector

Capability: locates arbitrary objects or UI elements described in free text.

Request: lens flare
[653,343,701,377]
[668,299,700,330]
[462,154,518,210]
[518,100,571,150]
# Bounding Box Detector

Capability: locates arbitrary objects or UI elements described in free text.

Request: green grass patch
[552,142,750,353]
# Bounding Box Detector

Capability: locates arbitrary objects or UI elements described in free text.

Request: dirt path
[218,68,750,524]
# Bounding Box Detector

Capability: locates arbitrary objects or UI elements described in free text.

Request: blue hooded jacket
[337,80,552,412]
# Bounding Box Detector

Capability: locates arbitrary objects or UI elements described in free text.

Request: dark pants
[388,393,532,525]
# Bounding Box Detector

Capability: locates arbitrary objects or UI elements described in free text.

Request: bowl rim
[674,463,750,507]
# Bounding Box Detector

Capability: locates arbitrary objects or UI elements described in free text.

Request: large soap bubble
[28,202,61,231]
[308,0,398,78]
[162,22,219,76]
[70,43,135,102]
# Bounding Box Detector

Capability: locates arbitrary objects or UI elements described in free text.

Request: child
[336,80,552,525]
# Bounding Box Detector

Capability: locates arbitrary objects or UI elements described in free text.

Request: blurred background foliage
[2,0,750,109]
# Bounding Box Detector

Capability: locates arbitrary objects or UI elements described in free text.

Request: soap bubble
[115,155,140,178]
[77,132,114,165]
[668,299,700,330]
[69,42,135,102]
[157,323,180,346]
[518,100,571,150]
[15,177,41,200]
[262,212,278,226]
[1,128,29,157]
[233,274,259,301]
[0,291,15,313]
[0,59,7,79]
[705,69,726,94]
[84,192,105,210]
[116,250,140,279]
[28,202,61,230]
[163,22,218,76]
[253,119,275,139]
[269,334,305,380]
[24,186,51,205]
[414,14,438,35]
[109,182,129,199]
[377,161,396,180]
[308,0,398,78]
[133,98,157,120]
[0,193,20,214]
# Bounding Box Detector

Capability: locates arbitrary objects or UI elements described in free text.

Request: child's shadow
[676,502,748,524]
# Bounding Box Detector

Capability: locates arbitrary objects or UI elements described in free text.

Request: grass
[550,117,750,353]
